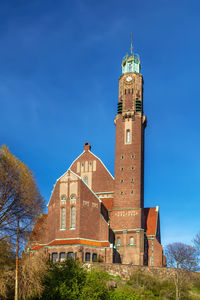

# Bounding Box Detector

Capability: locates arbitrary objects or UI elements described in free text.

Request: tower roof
[121,37,141,74]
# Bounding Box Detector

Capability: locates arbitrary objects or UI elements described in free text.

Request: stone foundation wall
[84,262,200,281]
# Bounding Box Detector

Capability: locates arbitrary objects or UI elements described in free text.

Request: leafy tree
[0,145,44,300]
[0,145,44,242]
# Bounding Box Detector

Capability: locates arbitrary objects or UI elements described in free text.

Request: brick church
[28,45,164,267]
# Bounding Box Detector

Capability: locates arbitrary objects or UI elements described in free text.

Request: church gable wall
[46,172,81,243]
[70,148,114,194]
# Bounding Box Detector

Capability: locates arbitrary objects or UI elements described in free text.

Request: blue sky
[0,0,200,247]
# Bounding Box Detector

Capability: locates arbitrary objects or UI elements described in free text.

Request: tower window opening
[60,207,66,229]
[121,168,124,171]
[131,167,135,171]
[120,179,124,183]
[136,98,142,112]
[128,89,130,94]
[132,88,134,94]
[120,191,124,195]
[120,155,124,159]
[71,206,76,229]
[124,89,126,95]
[117,101,123,114]
[131,179,135,183]
[126,129,131,143]
[130,191,134,194]
[130,237,134,245]
[131,155,135,159]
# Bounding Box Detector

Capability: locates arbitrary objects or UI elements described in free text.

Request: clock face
[126,76,133,82]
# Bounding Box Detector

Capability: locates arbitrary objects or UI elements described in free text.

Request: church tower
[110,42,147,265]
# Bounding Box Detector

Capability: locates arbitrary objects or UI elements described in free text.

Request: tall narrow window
[60,252,66,262]
[117,237,121,245]
[68,252,74,259]
[126,129,130,143]
[130,237,134,245]
[84,176,88,185]
[52,253,58,262]
[85,252,90,261]
[61,207,66,229]
[71,206,76,229]
[92,253,97,261]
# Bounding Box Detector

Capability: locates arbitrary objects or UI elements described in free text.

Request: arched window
[70,194,76,200]
[117,237,121,245]
[128,63,132,72]
[60,195,66,201]
[84,176,88,185]
[67,252,74,259]
[85,252,90,261]
[61,207,66,229]
[92,253,97,262]
[71,206,76,229]
[52,253,58,262]
[60,252,66,262]
[126,129,131,143]
[130,237,134,245]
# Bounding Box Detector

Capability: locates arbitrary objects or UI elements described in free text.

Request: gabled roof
[47,146,114,206]
[101,198,114,210]
[144,207,159,236]
[47,169,102,206]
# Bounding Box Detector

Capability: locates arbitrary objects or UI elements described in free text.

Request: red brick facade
[27,51,164,266]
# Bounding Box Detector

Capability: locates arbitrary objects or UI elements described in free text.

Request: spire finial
[130,32,133,55]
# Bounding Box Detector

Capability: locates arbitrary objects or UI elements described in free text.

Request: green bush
[40,259,87,300]
[80,269,111,300]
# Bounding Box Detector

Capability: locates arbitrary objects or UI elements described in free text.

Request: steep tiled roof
[144,207,158,236]
[101,198,114,210]
[31,245,44,251]
[30,238,110,251]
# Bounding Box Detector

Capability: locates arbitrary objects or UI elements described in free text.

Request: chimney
[84,142,91,151]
